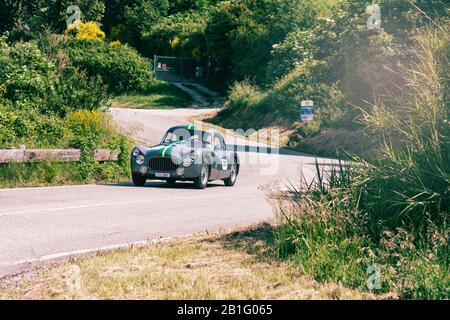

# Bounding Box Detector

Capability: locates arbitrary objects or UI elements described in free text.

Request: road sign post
[300,100,314,121]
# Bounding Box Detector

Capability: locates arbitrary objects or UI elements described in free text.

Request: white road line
[0,234,192,270]
[0,190,258,218]
[0,184,98,192]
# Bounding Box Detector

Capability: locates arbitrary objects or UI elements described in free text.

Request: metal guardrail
[0,145,120,163]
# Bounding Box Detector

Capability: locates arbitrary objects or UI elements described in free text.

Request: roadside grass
[0,110,132,189]
[0,224,377,300]
[0,161,130,189]
[110,82,193,110]
[275,162,449,300]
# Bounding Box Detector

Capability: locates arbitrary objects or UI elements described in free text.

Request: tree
[102,0,169,47]
[204,0,317,86]
[0,0,105,37]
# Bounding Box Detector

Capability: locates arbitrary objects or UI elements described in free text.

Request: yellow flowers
[109,40,122,47]
[65,20,105,42]
[170,36,181,48]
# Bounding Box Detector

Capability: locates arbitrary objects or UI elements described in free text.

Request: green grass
[0,160,131,189]
[274,22,450,299]
[275,159,449,299]
[110,82,193,109]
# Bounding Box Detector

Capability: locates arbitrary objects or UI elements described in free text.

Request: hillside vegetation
[0,0,448,299]
[0,16,157,186]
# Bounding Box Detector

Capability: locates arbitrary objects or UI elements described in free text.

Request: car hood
[144,141,195,159]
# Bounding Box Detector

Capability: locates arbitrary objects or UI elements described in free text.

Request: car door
[201,132,219,180]
[213,135,231,180]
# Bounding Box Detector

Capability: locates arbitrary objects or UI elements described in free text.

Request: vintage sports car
[130,125,240,189]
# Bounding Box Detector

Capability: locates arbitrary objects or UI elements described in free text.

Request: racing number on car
[221,158,228,171]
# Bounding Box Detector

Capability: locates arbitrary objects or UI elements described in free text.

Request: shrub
[141,10,208,58]
[66,109,129,180]
[275,21,449,299]
[214,59,344,133]
[65,20,105,42]
[266,29,314,84]
[103,0,170,48]
[67,109,117,149]
[63,38,155,94]
[355,21,450,236]
[0,105,71,149]
[0,35,107,116]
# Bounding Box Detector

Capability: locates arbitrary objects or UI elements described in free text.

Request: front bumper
[132,162,203,180]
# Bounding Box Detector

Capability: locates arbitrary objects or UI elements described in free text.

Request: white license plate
[155,172,171,178]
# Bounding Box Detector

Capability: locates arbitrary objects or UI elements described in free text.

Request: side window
[203,132,212,147]
[213,136,222,150]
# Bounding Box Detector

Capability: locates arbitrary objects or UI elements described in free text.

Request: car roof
[167,125,224,138]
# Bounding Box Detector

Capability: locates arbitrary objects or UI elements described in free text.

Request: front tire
[223,160,237,186]
[132,173,147,187]
[194,164,209,189]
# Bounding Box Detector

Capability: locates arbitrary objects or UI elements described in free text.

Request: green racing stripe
[159,141,184,157]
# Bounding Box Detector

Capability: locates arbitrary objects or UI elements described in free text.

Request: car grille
[149,157,178,172]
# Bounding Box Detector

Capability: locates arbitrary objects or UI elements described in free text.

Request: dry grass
[0,224,376,300]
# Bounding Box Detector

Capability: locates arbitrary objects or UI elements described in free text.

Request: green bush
[141,10,208,58]
[275,22,450,299]
[103,0,170,48]
[1,0,105,37]
[0,35,107,116]
[204,0,318,86]
[214,59,343,133]
[0,105,69,149]
[355,22,449,237]
[265,29,314,84]
[63,38,155,94]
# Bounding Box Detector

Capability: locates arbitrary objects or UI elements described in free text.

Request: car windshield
[161,129,212,145]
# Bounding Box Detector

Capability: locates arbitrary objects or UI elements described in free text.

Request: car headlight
[132,148,140,157]
[183,157,192,167]
[139,166,148,174]
[136,155,145,165]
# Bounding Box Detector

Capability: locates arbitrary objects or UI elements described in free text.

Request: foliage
[62,38,155,94]
[265,29,314,84]
[141,10,208,58]
[103,0,170,48]
[275,21,450,299]
[213,60,343,134]
[1,0,105,39]
[355,22,449,237]
[0,104,130,186]
[168,0,216,15]
[0,35,107,116]
[204,0,318,86]
[65,20,105,42]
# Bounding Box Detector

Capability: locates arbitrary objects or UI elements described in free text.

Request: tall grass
[275,21,449,299]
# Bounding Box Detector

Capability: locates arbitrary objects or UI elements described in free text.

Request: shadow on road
[227,144,340,160]
[101,181,225,189]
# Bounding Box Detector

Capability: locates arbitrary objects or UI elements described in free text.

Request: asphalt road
[0,108,330,276]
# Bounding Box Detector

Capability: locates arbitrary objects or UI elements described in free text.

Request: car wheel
[223,160,237,186]
[166,179,176,185]
[132,173,146,187]
[194,164,209,189]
